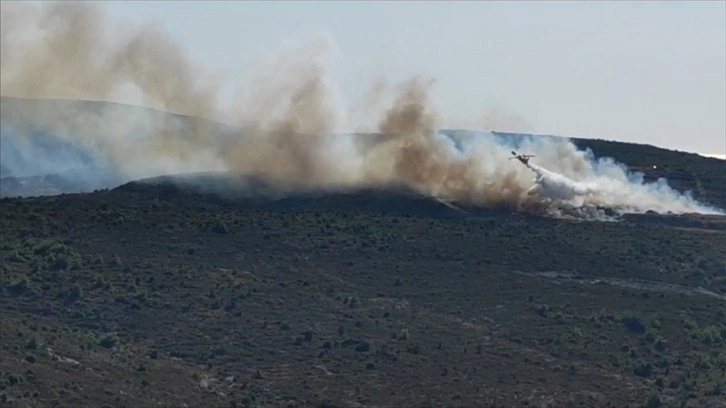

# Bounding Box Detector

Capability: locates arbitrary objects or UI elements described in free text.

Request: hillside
[1,175,725,407]
[1,97,724,213]
[1,97,725,407]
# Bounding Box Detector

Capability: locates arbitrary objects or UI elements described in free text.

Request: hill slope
[1,179,725,407]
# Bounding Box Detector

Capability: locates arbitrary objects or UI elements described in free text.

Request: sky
[17,1,726,157]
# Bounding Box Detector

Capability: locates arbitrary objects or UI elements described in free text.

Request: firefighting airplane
[509,151,536,166]
[509,151,597,201]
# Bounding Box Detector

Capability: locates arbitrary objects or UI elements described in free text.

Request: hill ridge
[1,97,724,213]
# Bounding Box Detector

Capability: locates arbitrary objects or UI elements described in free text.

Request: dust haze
[1,2,722,218]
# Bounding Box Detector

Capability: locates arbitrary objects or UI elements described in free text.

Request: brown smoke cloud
[4,2,717,217]
[0,1,224,175]
[0,1,573,212]
[0,2,220,115]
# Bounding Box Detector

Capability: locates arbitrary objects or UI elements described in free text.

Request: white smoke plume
[0,2,722,219]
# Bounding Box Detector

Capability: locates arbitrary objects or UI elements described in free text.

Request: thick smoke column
[1,1,226,180]
[1,2,722,218]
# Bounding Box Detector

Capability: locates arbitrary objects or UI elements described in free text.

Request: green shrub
[699,325,723,345]
[621,314,646,334]
[633,362,653,378]
[98,333,120,349]
[25,335,41,350]
[644,389,661,408]
[6,275,31,296]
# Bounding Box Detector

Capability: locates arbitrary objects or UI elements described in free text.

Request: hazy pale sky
[43,1,726,155]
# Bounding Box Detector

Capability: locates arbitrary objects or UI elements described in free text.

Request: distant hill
[0,96,241,197]
[1,96,724,211]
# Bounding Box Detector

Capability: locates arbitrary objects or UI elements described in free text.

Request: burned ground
[1,176,725,408]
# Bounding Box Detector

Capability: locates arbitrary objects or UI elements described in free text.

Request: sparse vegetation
[1,157,724,407]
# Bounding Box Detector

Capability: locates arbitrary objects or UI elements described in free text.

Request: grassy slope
[1,181,725,408]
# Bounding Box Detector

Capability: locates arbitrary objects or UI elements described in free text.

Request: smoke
[1,2,722,218]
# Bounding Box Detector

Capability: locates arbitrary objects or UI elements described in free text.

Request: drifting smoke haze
[1,2,722,218]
